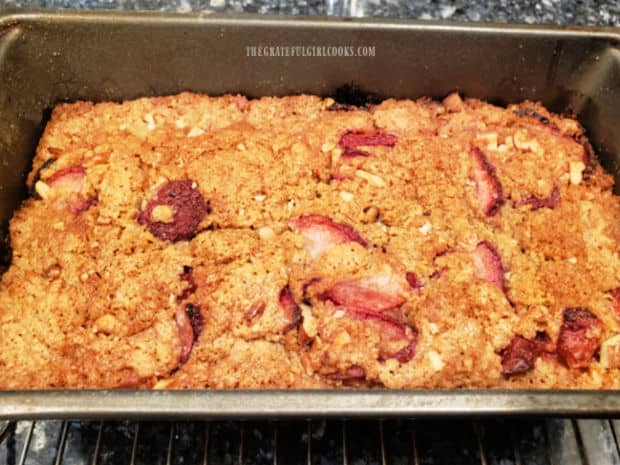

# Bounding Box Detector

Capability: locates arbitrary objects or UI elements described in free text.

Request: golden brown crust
[2,92,619,389]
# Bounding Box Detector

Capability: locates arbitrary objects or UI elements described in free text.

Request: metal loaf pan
[1,11,620,419]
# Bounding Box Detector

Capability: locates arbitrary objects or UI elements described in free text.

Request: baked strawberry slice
[279,286,301,333]
[469,147,503,216]
[325,273,409,313]
[514,186,560,210]
[500,332,552,375]
[290,215,368,259]
[47,166,86,191]
[338,129,398,157]
[390,337,418,364]
[138,180,209,242]
[472,241,504,291]
[557,308,603,369]
[326,365,366,381]
[175,304,203,365]
[232,95,250,112]
[347,307,407,336]
[46,165,97,215]
[406,272,424,290]
[185,303,204,339]
[73,197,97,215]
[347,307,418,363]
[373,315,418,363]
[612,288,620,317]
[330,170,349,181]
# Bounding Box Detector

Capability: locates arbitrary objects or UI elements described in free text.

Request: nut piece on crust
[600,335,620,369]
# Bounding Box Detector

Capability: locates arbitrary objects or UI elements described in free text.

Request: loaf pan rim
[0,10,620,43]
[2,390,620,419]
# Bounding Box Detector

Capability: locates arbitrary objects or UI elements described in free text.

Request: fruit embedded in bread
[0,91,619,389]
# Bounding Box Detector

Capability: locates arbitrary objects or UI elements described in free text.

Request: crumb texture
[1,92,619,389]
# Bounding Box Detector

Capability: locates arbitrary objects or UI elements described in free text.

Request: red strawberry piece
[46,165,97,215]
[331,170,349,181]
[185,303,204,339]
[325,273,408,313]
[175,304,203,365]
[433,248,453,260]
[365,312,417,362]
[233,95,250,112]
[612,288,620,317]
[118,372,142,389]
[406,272,424,290]
[557,308,603,369]
[138,180,209,242]
[390,336,418,363]
[514,186,560,210]
[338,129,398,157]
[500,332,552,375]
[347,307,407,336]
[429,268,447,280]
[302,278,321,299]
[178,266,197,301]
[175,306,195,364]
[290,215,368,259]
[326,365,366,380]
[472,241,504,291]
[323,271,416,362]
[429,249,452,281]
[347,307,418,363]
[469,147,503,216]
[47,165,87,190]
[341,149,373,158]
[245,300,266,322]
[279,286,301,333]
[68,197,97,216]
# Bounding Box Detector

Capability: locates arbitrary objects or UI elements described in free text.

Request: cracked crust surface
[1,92,619,389]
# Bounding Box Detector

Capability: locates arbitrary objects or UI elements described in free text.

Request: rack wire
[1,418,620,465]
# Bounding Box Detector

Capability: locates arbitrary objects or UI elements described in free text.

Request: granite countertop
[1,0,619,26]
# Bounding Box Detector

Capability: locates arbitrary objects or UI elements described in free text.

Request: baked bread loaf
[1,92,619,389]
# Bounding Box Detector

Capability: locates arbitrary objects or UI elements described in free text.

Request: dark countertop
[1,0,619,26]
